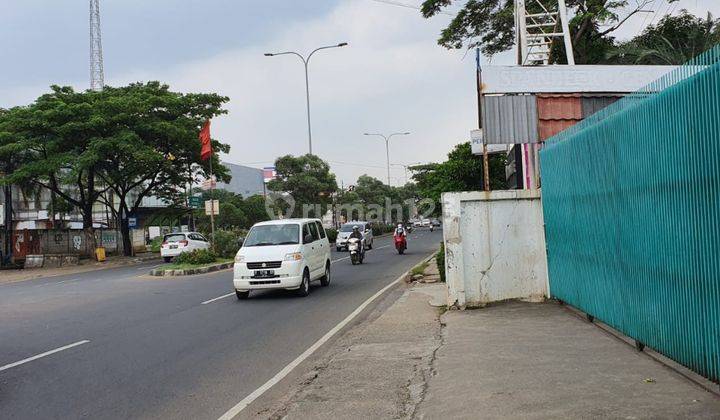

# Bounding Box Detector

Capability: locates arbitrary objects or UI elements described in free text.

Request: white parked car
[160,232,210,262]
[421,219,431,227]
[335,222,373,251]
[233,218,332,299]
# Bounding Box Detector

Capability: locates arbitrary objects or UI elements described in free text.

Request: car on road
[233,218,331,299]
[160,232,210,262]
[335,221,374,251]
[413,220,422,227]
[421,219,431,227]
[431,218,441,227]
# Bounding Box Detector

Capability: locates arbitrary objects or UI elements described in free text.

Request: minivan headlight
[284,252,303,261]
[235,254,245,263]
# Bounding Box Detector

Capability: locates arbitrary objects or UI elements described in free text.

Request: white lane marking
[217,266,413,420]
[0,340,90,373]
[201,292,236,305]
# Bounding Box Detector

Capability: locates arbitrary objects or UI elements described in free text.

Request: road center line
[0,340,90,373]
[217,264,418,420]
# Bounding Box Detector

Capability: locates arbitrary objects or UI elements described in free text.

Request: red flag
[199,120,212,161]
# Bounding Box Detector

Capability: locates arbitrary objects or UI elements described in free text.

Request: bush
[174,248,217,265]
[436,242,446,283]
[325,228,338,243]
[149,236,163,253]
[213,229,243,259]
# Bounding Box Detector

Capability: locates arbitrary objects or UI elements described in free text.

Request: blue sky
[2,0,718,186]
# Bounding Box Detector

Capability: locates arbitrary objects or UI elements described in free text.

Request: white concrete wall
[441,190,548,308]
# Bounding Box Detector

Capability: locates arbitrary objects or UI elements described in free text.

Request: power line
[367,0,455,16]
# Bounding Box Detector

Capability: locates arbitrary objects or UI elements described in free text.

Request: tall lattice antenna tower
[515,0,574,65]
[90,0,105,90]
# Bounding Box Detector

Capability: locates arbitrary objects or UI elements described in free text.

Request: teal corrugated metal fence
[540,45,720,383]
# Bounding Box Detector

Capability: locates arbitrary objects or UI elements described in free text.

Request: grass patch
[410,261,429,276]
[159,258,233,271]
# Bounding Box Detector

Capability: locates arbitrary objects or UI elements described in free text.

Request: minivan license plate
[254,270,275,278]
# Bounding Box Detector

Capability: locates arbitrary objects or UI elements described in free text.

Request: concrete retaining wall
[441,190,548,307]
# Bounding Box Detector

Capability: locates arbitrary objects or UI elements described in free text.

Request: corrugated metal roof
[482,95,539,144]
[538,120,577,141]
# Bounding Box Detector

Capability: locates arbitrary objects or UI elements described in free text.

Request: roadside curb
[149,262,234,277]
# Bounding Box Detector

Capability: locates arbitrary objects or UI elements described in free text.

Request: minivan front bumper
[233,260,304,291]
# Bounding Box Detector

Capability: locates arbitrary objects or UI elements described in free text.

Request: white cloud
[4,0,718,186]
[108,0,482,186]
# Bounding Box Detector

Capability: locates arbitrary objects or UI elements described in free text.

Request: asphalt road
[0,228,443,419]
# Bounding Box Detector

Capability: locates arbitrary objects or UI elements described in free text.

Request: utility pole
[363,132,410,186]
[89,0,104,91]
[264,43,348,155]
[476,49,490,192]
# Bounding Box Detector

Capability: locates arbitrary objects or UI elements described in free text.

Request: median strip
[150,261,234,277]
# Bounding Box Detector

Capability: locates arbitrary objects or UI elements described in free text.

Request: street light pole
[265,42,348,155]
[364,132,410,186]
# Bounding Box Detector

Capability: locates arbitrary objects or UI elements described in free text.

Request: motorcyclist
[349,225,365,256]
[395,223,406,237]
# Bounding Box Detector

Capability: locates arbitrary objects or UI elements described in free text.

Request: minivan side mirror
[304,234,314,244]
[237,237,244,247]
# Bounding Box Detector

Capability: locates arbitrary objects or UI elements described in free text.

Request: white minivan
[233,218,332,300]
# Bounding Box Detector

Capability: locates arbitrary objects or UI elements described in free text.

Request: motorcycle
[393,234,407,255]
[348,237,364,265]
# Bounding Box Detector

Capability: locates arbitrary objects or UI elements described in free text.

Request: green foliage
[150,236,163,253]
[420,0,666,64]
[436,242,446,283]
[410,142,506,214]
[267,154,337,218]
[608,11,720,64]
[174,248,217,265]
[213,229,243,259]
[325,228,338,243]
[194,190,269,233]
[0,82,231,256]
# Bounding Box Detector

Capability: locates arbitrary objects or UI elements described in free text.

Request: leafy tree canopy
[608,11,720,64]
[421,0,664,64]
[267,154,338,218]
[410,142,506,211]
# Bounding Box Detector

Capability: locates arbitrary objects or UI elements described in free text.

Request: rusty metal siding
[482,95,539,144]
[537,94,582,141]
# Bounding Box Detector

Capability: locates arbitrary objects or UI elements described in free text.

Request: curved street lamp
[363,132,411,186]
[265,42,349,155]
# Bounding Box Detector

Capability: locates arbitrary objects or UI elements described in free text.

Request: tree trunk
[2,184,12,265]
[120,216,132,256]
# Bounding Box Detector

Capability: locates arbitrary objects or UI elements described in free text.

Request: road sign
[205,200,220,216]
[189,196,202,209]
[128,217,137,228]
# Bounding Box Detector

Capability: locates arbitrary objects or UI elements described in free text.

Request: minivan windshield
[340,224,361,232]
[244,224,300,247]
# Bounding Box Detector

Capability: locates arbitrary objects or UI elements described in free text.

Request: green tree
[267,154,337,218]
[607,11,720,64]
[420,0,657,64]
[410,142,506,213]
[1,83,230,256]
[0,87,110,250]
[89,82,230,255]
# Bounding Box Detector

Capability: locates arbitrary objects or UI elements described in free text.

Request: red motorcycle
[393,233,407,255]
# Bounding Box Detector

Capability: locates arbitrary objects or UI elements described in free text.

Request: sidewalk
[0,252,161,284]
[264,283,720,419]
